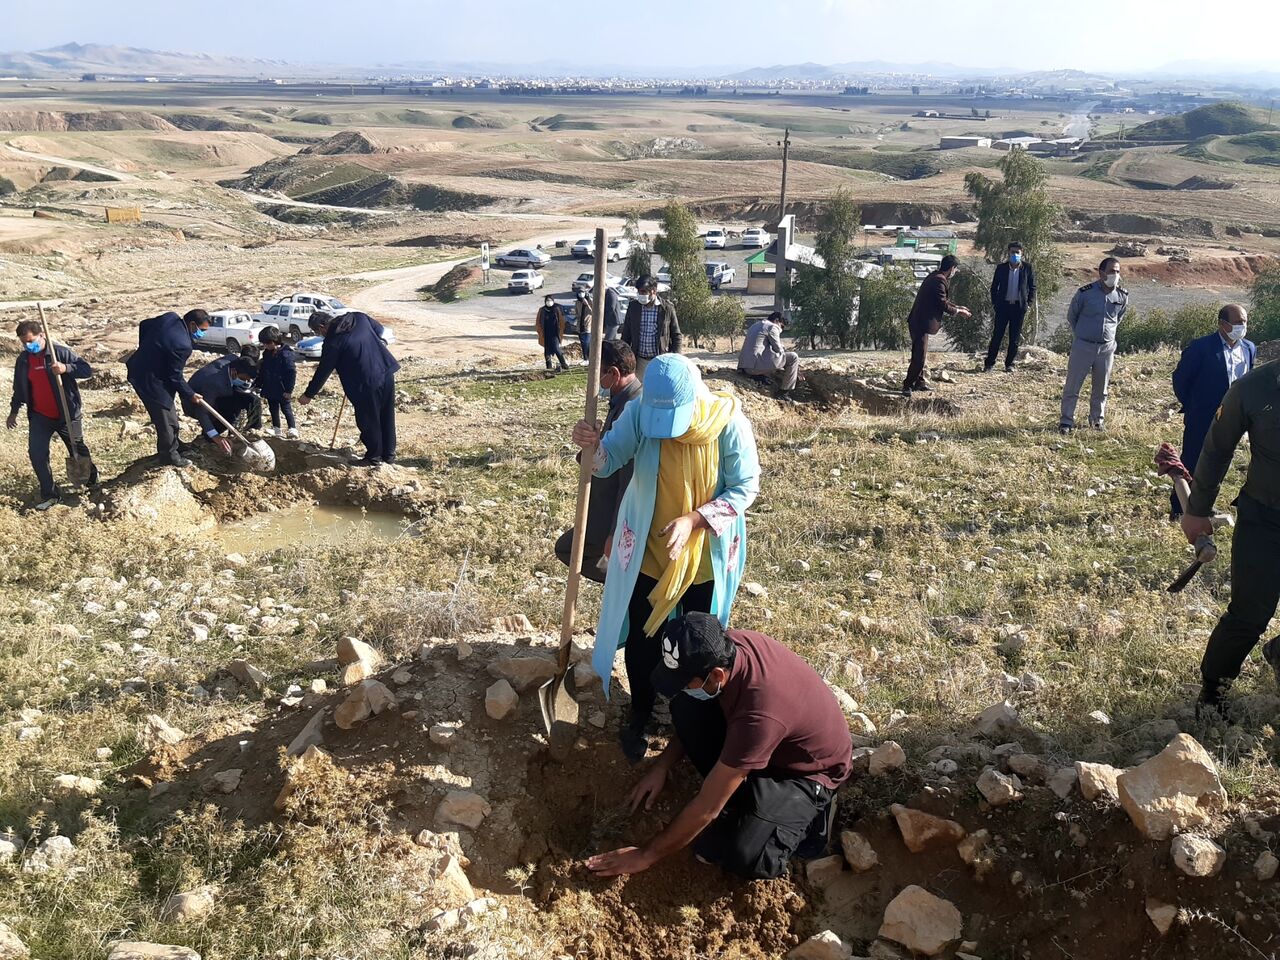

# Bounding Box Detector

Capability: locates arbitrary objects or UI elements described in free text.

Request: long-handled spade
[196,399,276,472]
[538,226,607,759]
[36,303,95,488]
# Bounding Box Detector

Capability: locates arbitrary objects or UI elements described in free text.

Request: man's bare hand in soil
[572,418,602,450]
[586,845,656,878]
[628,764,669,813]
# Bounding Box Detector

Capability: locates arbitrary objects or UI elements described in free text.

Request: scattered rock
[849,712,877,736]
[976,768,1023,806]
[336,636,384,686]
[957,829,992,871]
[1171,835,1226,878]
[210,769,242,794]
[1146,898,1178,936]
[788,930,853,960]
[50,774,102,799]
[429,724,459,747]
[1117,733,1227,840]
[334,679,397,730]
[805,854,845,888]
[869,741,907,776]
[495,613,535,634]
[879,885,963,957]
[0,831,24,859]
[434,853,475,909]
[890,804,966,853]
[1047,766,1079,799]
[391,668,413,685]
[487,655,556,693]
[974,701,1019,738]
[1254,850,1278,881]
[159,885,218,923]
[107,944,201,960]
[827,682,859,716]
[436,790,491,830]
[140,715,186,751]
[226,659,268,691]
[485,679,519,720]
[286,709,326,756]
[0,923,28,960]
[743,581,768,598]
[1076,761,1124,802]
[840,830,879,872]
[28,835,75,871]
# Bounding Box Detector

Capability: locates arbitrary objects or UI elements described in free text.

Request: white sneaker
[287,428,299,439]
[272,427,283,438]
[34,496,59,511]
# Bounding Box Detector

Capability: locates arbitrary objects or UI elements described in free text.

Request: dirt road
[1,142,136,181]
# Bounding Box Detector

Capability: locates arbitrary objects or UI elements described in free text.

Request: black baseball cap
[651,612,734,698]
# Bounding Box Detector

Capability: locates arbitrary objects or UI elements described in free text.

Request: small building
[745,249,776,295]
[939,135,992,149]
[994,136,1043,151]
[1028,137,1083,156]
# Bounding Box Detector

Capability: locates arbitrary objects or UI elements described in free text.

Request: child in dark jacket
[255,327,298,437]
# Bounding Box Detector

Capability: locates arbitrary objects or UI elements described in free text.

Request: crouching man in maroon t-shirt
[587,612,853,880]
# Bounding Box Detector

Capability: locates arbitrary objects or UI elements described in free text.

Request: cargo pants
[1060,338,1116,429]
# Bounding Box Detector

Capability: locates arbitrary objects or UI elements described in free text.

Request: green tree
[945,261,995,353]
[654,201,713,346]
[787,189,862,348]
[854,264,916,350]
[964,149,1065,342]
[622,212,650,280]
[1250,265,1280,344]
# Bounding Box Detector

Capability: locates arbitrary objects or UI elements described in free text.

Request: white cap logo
[662,636,680,670]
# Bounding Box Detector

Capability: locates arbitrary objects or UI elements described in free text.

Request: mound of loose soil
[421,264,482,303]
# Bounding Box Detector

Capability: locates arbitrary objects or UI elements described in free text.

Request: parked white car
[705,261,736,290]
[571,271,622,293]
[570,238,596,258]
[741,227,770,248]
[253,301,316,339]
[507,270,545,293]
[703,227,727,249]
[494,247,551,269]
[263,291,347,314]
[604,238,633,262]
[197,310,279,354]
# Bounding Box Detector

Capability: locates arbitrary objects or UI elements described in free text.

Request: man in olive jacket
[621,275,682,379]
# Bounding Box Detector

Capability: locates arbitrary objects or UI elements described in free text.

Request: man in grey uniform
[738,311,799,400]
[1059,257,1128,432]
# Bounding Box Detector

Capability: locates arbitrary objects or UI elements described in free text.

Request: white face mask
[1228,324,1247,343]
[1103,272,1121,289]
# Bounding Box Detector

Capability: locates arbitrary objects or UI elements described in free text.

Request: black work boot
[619,712,650,765]
[1195,678,1233,723]
[1263,637,1280,689]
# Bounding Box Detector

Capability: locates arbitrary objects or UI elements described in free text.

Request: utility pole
[777,128,791,228]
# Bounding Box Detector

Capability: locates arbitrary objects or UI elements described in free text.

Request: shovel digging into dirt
[538,226,608,760]
[36,303,95,488]
[196,398,277,472]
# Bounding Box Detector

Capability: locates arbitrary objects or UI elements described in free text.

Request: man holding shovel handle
[6,315,97,510]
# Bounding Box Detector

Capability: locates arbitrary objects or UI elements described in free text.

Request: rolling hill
[1123,101,1276,141]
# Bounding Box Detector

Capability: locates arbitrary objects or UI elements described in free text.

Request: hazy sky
[7,0,1280,73]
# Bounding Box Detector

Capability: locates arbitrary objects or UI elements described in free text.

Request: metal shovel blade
[244,439,276,472]
[1167,560,1204,593]
[65,455,94,487]
[537,669,579,761]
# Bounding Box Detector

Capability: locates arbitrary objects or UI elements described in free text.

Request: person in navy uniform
[125,309,211,467]
[1170,304,1256,518]
[181,354,262,454]
[298,311,400,466]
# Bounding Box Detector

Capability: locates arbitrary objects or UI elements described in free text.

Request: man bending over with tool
[181,355,262,455]
[7,320,96,509]
[587,612,853,879]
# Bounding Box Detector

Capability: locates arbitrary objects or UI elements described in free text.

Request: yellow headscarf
[642,391,737,635]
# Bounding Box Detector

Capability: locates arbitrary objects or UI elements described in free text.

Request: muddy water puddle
[217,502,410,553]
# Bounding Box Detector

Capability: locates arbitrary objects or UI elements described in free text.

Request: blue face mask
[1009,253,1022,265]
[684,678,721,701]
[191,328,207,340]
[24,340,43,354]
[231,377,251,390]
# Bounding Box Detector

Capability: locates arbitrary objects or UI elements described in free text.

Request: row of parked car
[197,292,397,359]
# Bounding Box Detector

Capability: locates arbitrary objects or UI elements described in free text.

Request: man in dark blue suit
[126,309,211,467]
[1170,304,1256,518]
[298,311,400,465]
[985,241,1036,373]
[181,355,262,455]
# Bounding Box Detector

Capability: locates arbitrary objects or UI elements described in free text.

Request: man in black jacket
[6,320,97,509]
[985,242,1036,373]
[125,309,211,467]
[181,355,262,454]
[621,275,682,380]
[298,311,400,465]
[903,256,970,394]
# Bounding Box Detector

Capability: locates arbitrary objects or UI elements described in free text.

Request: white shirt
[1221,334,1248,385]
[1005,266,1021,303]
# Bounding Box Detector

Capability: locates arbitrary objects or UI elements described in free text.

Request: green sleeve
[1187,381,1249,516]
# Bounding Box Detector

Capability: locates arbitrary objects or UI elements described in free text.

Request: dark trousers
[144,400,181,462]
[267,396,296,430]
[555,528,606,585]
[626,573,715,727]
[352,374,397,463]
[544,341,568,371]
[28,412,93,498]
[903,328,930,391]
[673,695,832,880]
[1200,494,1280,697]
[985,304,1026,370]
[213,393,263,433]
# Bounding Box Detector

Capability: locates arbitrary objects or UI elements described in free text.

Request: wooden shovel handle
[196,397,251,447]
[36,303,81,464]
[330,396,346,449]
[558,226,608,673]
